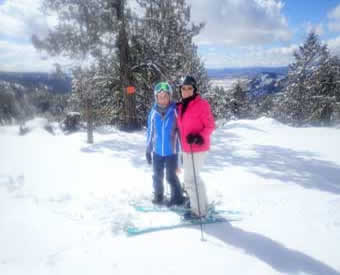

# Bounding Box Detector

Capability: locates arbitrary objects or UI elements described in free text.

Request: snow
[210,77,248,90]
[1,117,340,275]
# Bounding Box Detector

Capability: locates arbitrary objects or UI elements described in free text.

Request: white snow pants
[183,151,208,217]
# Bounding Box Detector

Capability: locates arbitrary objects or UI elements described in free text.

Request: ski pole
[190,144,205,241]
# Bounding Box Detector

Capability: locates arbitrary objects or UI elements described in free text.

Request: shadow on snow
[127,219,340,275]
[80,137,147,168]
[81,125,340,195]
[207,129,340,195]
[204,222,340,275]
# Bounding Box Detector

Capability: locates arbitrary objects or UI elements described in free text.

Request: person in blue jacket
[146,82,184,206]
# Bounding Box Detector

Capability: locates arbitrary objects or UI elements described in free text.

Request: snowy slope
[0,117,340,275]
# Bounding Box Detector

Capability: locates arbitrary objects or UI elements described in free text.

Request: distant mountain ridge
[0,67,288,95]
[207,66,288,79]
[247,72,287,98]
[0,71,72,94]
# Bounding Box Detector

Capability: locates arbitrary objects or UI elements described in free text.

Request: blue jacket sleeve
[146,110,154,153]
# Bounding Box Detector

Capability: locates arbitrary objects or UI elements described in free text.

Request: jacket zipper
[162,118,165,155]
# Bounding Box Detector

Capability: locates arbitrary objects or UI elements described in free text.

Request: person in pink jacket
[177,76,215,220]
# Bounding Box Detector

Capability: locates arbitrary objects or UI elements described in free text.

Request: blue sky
[0,0,340,72]
[188,0,340,68]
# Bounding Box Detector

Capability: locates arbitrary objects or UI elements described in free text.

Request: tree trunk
[116,0,138,131]
[86,98,94,144]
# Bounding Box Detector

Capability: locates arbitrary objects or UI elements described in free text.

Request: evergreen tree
[230,81,251,119]
[0,83,22,124]
[306,55,340,125]
[205,85,231,120]
[132,0,204,80]
[33,0,208,128]
[33,0,139,131]
[71,66,109,143]
[127,0,208,124]
[0,82,36,124]
[280,32,332,125]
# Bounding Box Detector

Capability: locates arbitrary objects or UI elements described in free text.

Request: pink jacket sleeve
[199,100,215,141]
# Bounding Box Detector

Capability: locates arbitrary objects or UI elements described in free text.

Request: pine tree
[205,85,231,120]
[33,0,208,128]
[0,81,36,125]
[307,55,340,125]
[230,81,251,119]
[128,0,208,124]
[71,67,98,143]
[132,0,204,81]
[280,32,332,125]
[33,0,139,131]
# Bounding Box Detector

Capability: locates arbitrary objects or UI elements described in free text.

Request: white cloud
[0,0,314,71]
[328,4,340,33]
[328,4,340,20]
[0,0,83,72]
[328,22,340,33]
[0,40,70,72]
[0,0,50,40]
[202,44,297,68]
[305,22,324,36]
[327,36,340,57]
[188,0,292,46]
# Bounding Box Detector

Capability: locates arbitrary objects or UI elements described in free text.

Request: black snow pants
[152,153,183,203]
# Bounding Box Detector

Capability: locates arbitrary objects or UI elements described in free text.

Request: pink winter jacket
[177,95,215,153]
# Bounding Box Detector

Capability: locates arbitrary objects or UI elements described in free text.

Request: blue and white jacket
[146,102,180,156]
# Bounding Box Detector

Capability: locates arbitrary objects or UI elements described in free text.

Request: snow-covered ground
[1,117,340,275]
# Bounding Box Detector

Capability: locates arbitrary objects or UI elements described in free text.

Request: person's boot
[183,211,201,220]
[166,194,185,207]
[166,185,184,207]
[152,194,164,205]
[183,196,190,209]
[166,182,185,207]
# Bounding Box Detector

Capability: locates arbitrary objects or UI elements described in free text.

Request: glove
[146,152,152,165]
[186,133,204,145]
